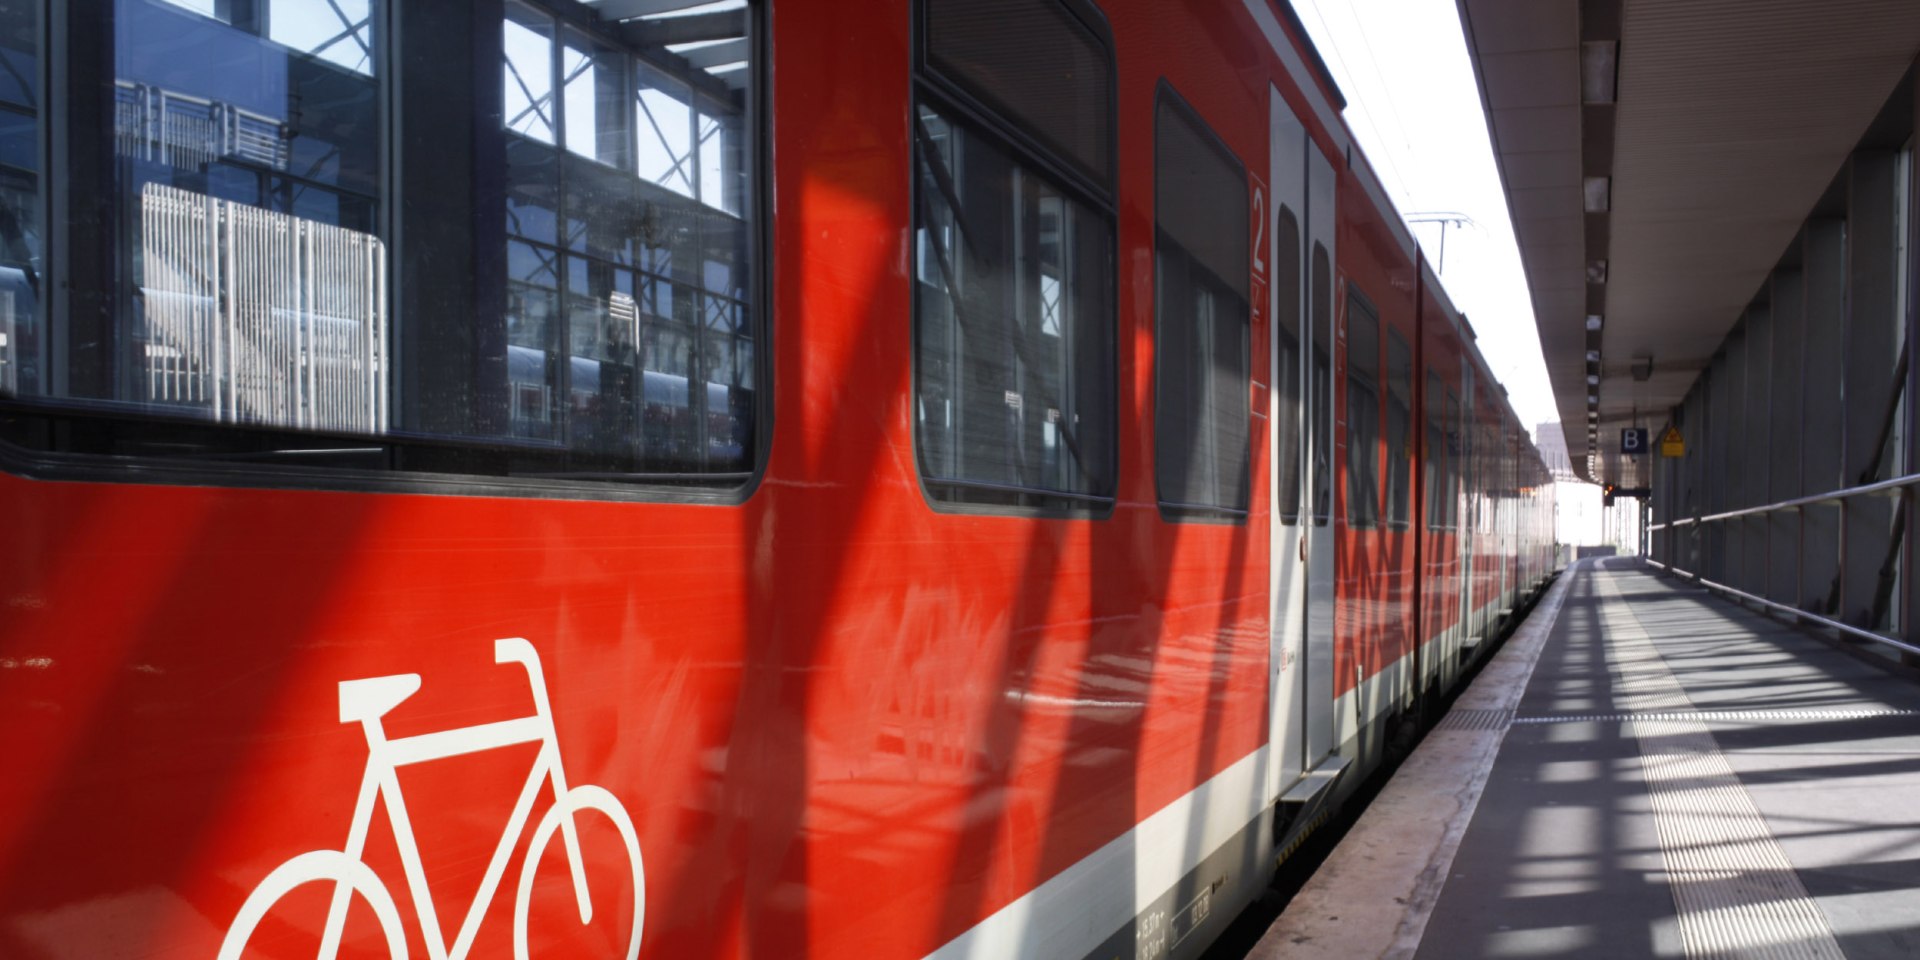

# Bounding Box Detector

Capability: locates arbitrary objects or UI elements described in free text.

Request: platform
[1252,557,1920,959]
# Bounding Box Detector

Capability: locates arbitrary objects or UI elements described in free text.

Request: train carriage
[0,0,1555,958]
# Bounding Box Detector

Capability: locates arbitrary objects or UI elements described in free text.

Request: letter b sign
[1621,427,1648,455]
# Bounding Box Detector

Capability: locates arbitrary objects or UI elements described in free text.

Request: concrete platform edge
[1245,561,1581,960]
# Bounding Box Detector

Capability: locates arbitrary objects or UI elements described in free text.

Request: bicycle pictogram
[217,638,644,960]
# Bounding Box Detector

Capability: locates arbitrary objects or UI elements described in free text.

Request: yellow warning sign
[1659,425,1685,457]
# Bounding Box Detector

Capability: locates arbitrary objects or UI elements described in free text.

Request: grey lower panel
[1078,576,1558,960]
[1078,688,1407,960]
[1075,809,1273,960]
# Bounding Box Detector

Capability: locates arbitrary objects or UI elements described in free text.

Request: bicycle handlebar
[494,637,538,667]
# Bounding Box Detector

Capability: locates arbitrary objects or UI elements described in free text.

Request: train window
[1153,89,1249,520]
[0,0,764,495]
[913,0,1117,512]
[0,2,34,404]
[1310,244,1332,525]
[1345,289,1380,528]
[1446,389,1462,528]
[1385,329,1411,529]
[1274,206,1303,525]
[1423,370,1446,530]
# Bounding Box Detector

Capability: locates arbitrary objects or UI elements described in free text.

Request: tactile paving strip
[1596,570,1846,960]
[1434,707,1516,730]
[1513,707,1918,725]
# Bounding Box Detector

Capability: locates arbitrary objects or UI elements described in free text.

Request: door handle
[1299,535,1307,563]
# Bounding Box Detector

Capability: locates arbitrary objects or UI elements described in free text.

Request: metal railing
[1648,472,1920,658]
[116,81,290,171]
[140,183,387,433]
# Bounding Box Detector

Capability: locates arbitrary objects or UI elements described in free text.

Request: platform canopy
[1457,0,1920,485]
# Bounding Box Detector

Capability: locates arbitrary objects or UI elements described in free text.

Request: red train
[0,0,1555,957]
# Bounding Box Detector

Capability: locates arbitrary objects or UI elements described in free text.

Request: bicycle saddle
[338,673,423,724]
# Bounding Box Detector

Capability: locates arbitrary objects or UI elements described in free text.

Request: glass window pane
[6,0,762,489]
[504,4,556,144]
[1275,205,1302,525]
[507,239,561,440]
[0,0,37,109]
[487,0,757,475]
[270,0,374,76]
[1153,93,1248,518]
[1448,390,1463,528]
[157,0,217,17]
[697,99,745,216]
[1346,291,1380,527]
[0,0,36,401]
[59,0,390,431]
[1310,243,1331,524]
[563,29,627,167]
[1386,329,1411,528]
[635,61,693,198]
[912,101,1115,505]
[924,0,1112,187]
[1425,370,1445,530]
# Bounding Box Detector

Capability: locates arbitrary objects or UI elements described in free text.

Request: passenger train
[0,0,1555,957]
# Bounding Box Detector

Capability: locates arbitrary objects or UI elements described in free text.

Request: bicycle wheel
[216,850,408,960]
[513,785,645,960]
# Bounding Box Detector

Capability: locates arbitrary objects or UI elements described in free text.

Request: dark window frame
[908,0,1120,518]
[0,0,773,505]
[1151,82,1249,524]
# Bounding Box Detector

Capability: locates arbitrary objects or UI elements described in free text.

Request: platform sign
[1659,425,1685,457]
[1620,427,1648,456]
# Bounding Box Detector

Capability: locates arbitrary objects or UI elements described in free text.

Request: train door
[1304,135,1338,768]
[1266,85,1338,804]
[1266,86,1309,801]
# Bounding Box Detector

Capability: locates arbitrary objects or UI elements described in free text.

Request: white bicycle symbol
[217,638,644,960]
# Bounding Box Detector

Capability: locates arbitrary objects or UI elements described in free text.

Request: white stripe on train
[919,588,1531,960]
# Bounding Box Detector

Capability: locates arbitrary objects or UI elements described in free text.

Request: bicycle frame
[319,639,588,960]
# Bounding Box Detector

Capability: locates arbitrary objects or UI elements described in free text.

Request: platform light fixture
[1583,177,1611,213]
[1581,40,1618,104]
[1586,314,1604,331]
[1587,373,1600,385]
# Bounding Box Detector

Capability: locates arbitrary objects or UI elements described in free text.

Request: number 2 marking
[1251,187,1267,277]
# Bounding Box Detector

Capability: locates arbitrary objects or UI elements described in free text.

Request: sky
[1292,0,1559,439]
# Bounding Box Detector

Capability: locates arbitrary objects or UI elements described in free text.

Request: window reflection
[504,5,556,144]
[1154,93,1250,518]
[109,0,385,429]
[269,0,373,76]
[913,103,1115,504]
[0,0,37,400]
[501,0,755,472]
[0,0,759,486]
